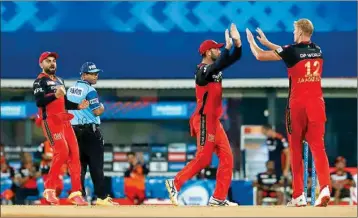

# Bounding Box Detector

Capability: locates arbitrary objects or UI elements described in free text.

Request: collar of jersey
[38,72,57,81]
[77,80,91,86]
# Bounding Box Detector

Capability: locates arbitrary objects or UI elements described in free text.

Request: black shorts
[331,188,351,199]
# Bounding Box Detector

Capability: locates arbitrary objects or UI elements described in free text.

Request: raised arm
[255,28,281,50]
[246,28,281,61]
[227,23,243,64]
[201,24,242,79]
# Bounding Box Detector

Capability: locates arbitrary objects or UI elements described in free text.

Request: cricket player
[166,23,242,206]
[33,52,89,205]
[246,19,331,207]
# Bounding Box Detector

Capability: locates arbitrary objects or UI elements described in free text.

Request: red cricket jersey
[274,42,324,103]
[33,73,78,120]
[192,46,242,118]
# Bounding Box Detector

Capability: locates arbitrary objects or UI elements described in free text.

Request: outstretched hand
[230,23,241,47]
[256,28,269,46]
[246,28,254,43]
[225,29,233,50]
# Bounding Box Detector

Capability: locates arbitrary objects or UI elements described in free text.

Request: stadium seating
[1,177,12,194]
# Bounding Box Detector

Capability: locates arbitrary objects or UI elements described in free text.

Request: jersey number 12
[304,60,320,77]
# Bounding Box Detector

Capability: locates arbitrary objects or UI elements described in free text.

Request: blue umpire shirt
[67,80,101,125]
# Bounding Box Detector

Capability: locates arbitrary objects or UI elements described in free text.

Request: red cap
[199,40,224,55]
[39,51,59,64]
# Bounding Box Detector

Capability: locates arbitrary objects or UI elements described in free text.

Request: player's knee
[220,154,234,169]
[201,157,212,168]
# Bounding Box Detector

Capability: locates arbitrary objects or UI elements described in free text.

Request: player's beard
[44,66,56,75]
[210,51,219,61]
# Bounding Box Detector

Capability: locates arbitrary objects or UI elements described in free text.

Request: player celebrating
[166,23,242,206]
[246,19,331,207]
[33,52,89,205]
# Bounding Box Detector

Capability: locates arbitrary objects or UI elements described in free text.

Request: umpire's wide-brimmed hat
[80,62,103,75]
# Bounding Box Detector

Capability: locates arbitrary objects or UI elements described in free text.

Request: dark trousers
[12,186,38,205]
[73,124,106,199]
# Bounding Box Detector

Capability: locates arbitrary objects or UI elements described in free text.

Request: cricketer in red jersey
[165,23,242,206]
[33,52,89,205]
[246,19,331,207]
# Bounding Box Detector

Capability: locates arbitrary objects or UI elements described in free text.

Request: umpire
[67,62,117,206]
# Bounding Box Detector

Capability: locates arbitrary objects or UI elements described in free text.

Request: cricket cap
[199,40,224,55]
[39,51,59,64]
[80,62,103,75]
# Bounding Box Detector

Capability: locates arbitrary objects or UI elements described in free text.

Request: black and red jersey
[33,73,79,120]
[192,46,242,118]
[274,42,324,103]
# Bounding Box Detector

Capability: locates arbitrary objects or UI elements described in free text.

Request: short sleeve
[274,45,296,67]
[86,90,101,110]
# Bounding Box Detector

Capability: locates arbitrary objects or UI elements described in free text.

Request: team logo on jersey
[212,71,222,82]
[34,88,43,94]
[208,134,215,142]
[53,133,62,141]
[47,81,56,85]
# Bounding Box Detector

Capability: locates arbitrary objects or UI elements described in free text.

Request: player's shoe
[287,192,307,207]
[68,191,89,206]
[314,186,330,207]
[208,196,238,206]
[96,196,119,206]
[43,189,59,205]
[165,179,179,206]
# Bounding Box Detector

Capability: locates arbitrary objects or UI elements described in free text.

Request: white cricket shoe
[314,186,330,207]
[287,192,307,207]
[208,196,238,206]
[165,179,179,206]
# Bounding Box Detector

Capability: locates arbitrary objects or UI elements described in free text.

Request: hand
[225,29,233,50]
[283,169,289,178]
[246,28,254,44]
[230,23,241,47]
[55,86,66,98]
[256,28,269,46]
[78,99,89,109]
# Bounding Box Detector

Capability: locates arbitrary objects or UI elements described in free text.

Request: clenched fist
[78,99,89,109]
[55,86,66,98]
